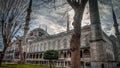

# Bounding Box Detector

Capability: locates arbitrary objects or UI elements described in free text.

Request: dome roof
[29,28,49,37]
[31,28,45,32]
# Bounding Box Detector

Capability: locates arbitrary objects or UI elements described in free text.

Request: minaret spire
[67,12,70,32]
[24,0,32,37]
[39,24,41,28]
[112,4,120,61]
[45,25,47,33]
[112,7,120,38]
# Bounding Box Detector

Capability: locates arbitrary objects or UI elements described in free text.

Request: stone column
[29,54,31,62]
[89,0,107,68]
[59,61,61,66]
[29,54,30,59]
[38,53,40,59]
[42,53,43,59]
[28,53,30,59]
[64,61,65,67]
[35,53,36,59]
[56,61,58,66]
[32,54,33,59]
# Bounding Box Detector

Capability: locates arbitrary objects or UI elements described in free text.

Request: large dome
[29,28,49,37]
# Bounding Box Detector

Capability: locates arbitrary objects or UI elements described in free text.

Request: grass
[1,64,64,68]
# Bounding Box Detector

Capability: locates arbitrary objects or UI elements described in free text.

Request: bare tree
[0,0,32,66]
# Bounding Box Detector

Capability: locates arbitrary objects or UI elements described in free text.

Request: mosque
[3,3,120,68]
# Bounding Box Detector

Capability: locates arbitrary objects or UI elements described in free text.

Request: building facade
[3,24,120,68]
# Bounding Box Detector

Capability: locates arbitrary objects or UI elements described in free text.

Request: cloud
[30,14,66,34]
[98,0,120,35]
[31,1,91,34]
[30,0,120,35]
[30,0,70,34]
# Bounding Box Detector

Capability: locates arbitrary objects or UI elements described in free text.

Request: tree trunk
[18,40,25,64]
[0,37,9,66]
[49,60,52,68]
[68,0,88,68]
[0,47,7,66]
[0,52,5,66]
[70,11,82,68]
[67,0,88,68]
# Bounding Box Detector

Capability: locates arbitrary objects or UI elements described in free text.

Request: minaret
[112,6,120,61]
[24,0,32,37]
[112,7,120,39]
[39,24,41,28]
[89,0,107,68]
[0,24,3,50]
[67,12,70,32]
[45,25,47,33]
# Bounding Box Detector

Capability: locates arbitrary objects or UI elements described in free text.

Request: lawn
[1,64,63,68]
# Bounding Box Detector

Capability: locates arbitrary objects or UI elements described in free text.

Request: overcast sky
[30,0,89,34]
[29,0,120,35]
[0,0,120,51]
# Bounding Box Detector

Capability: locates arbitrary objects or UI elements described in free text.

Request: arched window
[53,41,55,49]
[35,45,37,52]
[39,32,43,37]
[36,54,39,59]
[48,41,51,49]
[41,43,44,51]
[30,54,32,58]
[63,39,67,48]
[33,45,35,52]
[54,41,57,49]
[83,49,90,58]
[30,32,33,36]
[64,52,67,58]
[33,54,35,58]
[67,51,71,58]
[60,51,64,58]
[117,63,120,67]
[37,44,39,51]
[40,53,42,58]
[57,40,60,49]
[101,64,104,68]
[40,44,42,51]
[80,50,83,58]
[44,43,46,50]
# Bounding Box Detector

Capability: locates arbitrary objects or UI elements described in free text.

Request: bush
[43,50,59,60]
[85,62,90,66]
[43,50,59,68]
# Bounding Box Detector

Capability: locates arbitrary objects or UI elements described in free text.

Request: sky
[29,0,120,35]
[0,0,120,50]
[98,0,120,35]
[30,0,90,34]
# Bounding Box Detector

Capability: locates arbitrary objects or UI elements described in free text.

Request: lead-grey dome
[29,28,49,37]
